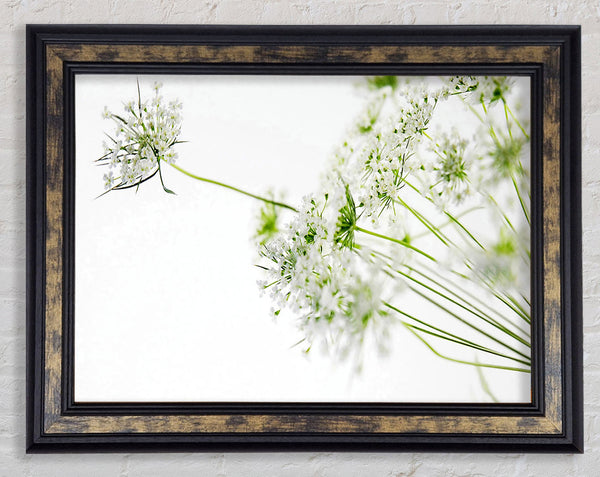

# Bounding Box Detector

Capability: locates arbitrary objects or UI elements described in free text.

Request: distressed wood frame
[26,25,582,452]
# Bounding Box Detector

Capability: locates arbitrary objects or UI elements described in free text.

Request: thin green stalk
[411,206,483,240]
[468,95,531,229]
[410,263,531,338]
[402,322,530,373]
[511,173,531,225]
[503,100,513,140]
[384,302,529,365]
[404,323,530,366]
[506,104,530,140]
[398,269,530,347]
[476,364,500,402]
[505,293,532,321]
[404,179,485,250]
[409,286,531,362]
[443,210,485,249]
[355,226,437,262]
[480,101,502,145]
[394,197,453,247]
[422,131,437,145]
[464,99,501,145]
[463,100,485,123]
[486,194,517,234]
[460,263,531,324]
[462,261,532,323]
[480,99,488,115]
[362,225,531,332]
[385,301,496,349]
[167,162,298,212]
[402,179,485,249]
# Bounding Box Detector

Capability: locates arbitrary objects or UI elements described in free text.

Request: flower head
[426,132,472,206]
[475,77,513,106]
[254,196,281,245]
[448,76,479,95]
[96,82,183,194]
[345,89,442,217]
[258,187,391,359]
[490,135,525,177]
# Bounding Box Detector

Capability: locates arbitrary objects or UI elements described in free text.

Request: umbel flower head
[339,89,443,218]
[96,81,183,194]
[258,187,390,359]
[424,132,472,206]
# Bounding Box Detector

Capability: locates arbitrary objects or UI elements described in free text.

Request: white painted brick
[0,1,597,475]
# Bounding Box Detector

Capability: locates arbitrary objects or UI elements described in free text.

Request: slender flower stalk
[354,226,437,262]
[168,162,297,212]
[402,322,530,373]
[97,82,297,212]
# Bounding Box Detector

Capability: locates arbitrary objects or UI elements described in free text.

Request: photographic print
[75,74,532,403]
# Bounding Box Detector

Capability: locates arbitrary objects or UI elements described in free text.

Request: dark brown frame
[26,25,582,452]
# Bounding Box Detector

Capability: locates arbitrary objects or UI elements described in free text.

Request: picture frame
[26,24,582,452]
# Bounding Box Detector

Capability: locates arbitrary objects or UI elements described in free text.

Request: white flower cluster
[475,76,514,106]
[98,82,183,192]
[448,75,479,95]
[259,188,389,357]
[258,78,473,358]
[256,75,531,365]
[427,132,472,205]
[337,87,448,218]
[354,88,388,134]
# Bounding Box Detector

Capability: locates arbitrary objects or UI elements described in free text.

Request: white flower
[474,76,513,106]
[448,76,479,95]
[258,188,392,358]
[427,131,472,207]
[333,86,446,217]
[102,171,115,190]
[96,83,183,193]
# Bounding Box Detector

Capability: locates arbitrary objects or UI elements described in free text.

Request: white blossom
[259,188,392,358]
[97,82,183,193]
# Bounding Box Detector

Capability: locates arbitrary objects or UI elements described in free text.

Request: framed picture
[26,25,582,452]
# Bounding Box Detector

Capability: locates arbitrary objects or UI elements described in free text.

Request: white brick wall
[0,1,596,475]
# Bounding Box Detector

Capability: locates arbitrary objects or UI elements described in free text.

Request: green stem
[384,302,529,365]
[476,364,500,402]
[403,179,485,249]
[460,264,531,324]
[385,301,490,348]
[464,100,485,123]
[411,263,531,338]
[355,226,437,262]
[505,293,532,321]
[167,162,298,212]
[404,323,530,366]
[503,99,513,140]
[443,210,485,249]
[362,246,515,335]
[506,104,530,140]
[411,206,483,240]
[409,286,531,362]
[402,323,530,373]
[398,269,530,347]
[511,173,531,225]
[394,197,453,247]
[486,194,517,234]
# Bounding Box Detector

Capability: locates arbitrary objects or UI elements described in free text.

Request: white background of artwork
[74,74,530,403]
